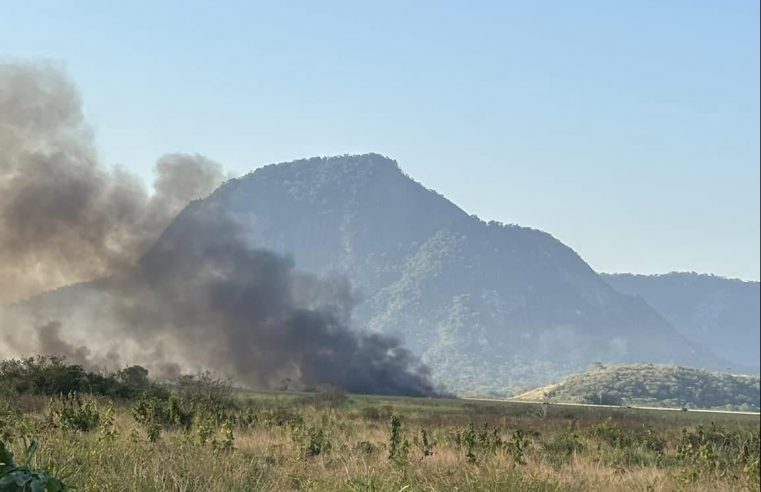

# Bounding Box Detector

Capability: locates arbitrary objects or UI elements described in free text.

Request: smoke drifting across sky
[0,61,225,304]
[0,61,438,397]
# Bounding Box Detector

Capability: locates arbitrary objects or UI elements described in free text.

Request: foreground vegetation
[515,364,760,411]
[1,357,759,491]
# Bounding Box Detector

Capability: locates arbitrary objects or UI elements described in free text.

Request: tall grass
[1,388,758,491]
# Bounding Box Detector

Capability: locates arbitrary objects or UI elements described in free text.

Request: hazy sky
[2,1,759,280]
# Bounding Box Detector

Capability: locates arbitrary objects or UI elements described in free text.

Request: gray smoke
[0,60,439,397]
[0,61,225,304]
[101,208,437,395]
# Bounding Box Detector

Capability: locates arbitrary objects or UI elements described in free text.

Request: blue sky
[1,1,759,280]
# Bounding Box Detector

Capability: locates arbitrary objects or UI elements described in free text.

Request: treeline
[0,355,234,404]
[0,356,153,398]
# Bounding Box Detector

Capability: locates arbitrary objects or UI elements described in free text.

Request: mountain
[514,363,760,411]
[602,273,760,370]
[7,154,736,395]
[142,154,732,394]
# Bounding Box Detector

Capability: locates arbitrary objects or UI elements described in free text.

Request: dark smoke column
[125,207,440,397]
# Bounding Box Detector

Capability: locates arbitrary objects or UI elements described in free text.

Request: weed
[98,400,117,442]
[388,416,409,464]
[419,428,434,457]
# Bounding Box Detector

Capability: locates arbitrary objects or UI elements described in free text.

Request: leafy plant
[0,440,67,491]
[47,393,100,432]
[98,400,117,442]
[463,423,477,463]
[505,430,530,465]
[388,416,409,464]
[419,428,434,457]
[218,420,235,452]
[304,427,329,457]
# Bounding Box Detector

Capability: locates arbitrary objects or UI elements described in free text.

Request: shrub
[174,373,234,411]
[305,427,331,457]
[676,423,759,481]
[0,356,140,399]
[47,393,100,432]
[591,418,632,448]
[541,429,584,468]
[116,365,151,393]
[132,393,194,433]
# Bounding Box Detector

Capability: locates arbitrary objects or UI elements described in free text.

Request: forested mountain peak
[11,154,743,395]
[146,154,730,394]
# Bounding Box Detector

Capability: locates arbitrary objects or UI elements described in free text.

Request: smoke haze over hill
[0,61,226,304]
[0,61,439,397]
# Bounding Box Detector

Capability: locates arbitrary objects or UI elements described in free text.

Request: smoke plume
[0,60,439,397]
[101,208,437,395]
[0,61,225,304]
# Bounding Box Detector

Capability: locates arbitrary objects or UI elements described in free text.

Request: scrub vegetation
[0,357,759,491]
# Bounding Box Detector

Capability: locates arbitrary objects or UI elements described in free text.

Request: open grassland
[2,387,759,491]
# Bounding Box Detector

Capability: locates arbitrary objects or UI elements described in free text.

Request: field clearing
[3,383,758,491]
[238,388,761,425]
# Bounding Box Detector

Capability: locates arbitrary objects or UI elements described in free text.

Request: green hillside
[8,155,739,396]
[602,272,760,370]
[516,364,760,411]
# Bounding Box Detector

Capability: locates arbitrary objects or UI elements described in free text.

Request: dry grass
[2,393,759,491]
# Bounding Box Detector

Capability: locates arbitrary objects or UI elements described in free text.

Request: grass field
[1,386,759,491]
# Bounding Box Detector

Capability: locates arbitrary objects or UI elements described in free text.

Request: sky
[1,1,759,280]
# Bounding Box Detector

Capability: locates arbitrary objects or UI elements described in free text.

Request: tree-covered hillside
[8,154,735,396]
[140,154,731,394]
[516,364,760,411]
[602,273,760,370]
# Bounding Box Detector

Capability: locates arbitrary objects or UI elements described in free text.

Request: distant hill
[514,364,760,411]
[8,154,736,395]
[602,273,760,370]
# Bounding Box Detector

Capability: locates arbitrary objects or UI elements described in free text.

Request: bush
[174,373,234,409]
[0,356,146,399]
[305,427,331,457]
[47,393,100,432]
[541,429,585,468]
[132,394,193,432]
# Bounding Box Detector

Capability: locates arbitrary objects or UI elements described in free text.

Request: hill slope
[602,273,760,370]
[141,154,730,393]
[7,154,733,395]
[514,364,760,411]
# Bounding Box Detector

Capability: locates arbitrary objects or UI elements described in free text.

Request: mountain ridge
[601,272,760,370]
[140,154,733,394]
[5,153,746,395]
